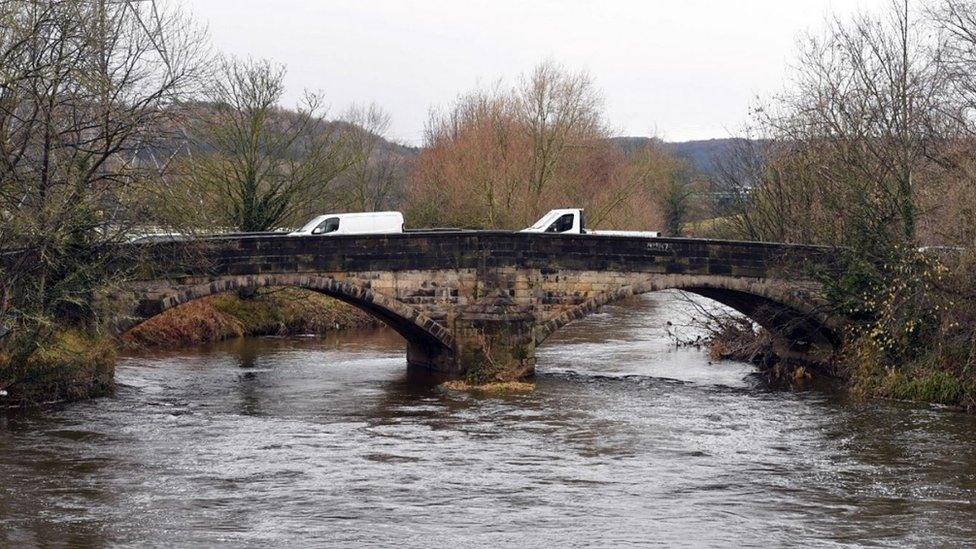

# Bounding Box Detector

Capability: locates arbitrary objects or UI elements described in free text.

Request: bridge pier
[406,313,537,381]
[406,341,459,374]
[452,313,537,382]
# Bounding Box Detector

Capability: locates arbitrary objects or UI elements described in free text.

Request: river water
[2,291,975,547]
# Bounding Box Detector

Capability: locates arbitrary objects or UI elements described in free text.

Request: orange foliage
[405,61,680,232]
[122,296,245,348]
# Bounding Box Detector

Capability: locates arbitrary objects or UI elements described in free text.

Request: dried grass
[441,380,535,394]
[122,288,378,349]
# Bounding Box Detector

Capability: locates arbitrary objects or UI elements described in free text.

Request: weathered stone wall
[113,232,836,379]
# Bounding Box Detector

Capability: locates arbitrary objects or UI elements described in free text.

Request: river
[2,291,975,547]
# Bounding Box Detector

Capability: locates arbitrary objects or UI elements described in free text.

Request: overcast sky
[185,0,891,145]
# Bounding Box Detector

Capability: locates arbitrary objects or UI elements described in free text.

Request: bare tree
[411,87,530,228]
[715,137,826,244]
[931,0,976,130]
[921,1,976,248]
[517,60,607,210]
[0,0,207,363]
[184,58,351,232]
[407,61,669,231]
[338,103,405,212]
[719,0,951,253]
[705,1,976,381]
[582,141,685,232]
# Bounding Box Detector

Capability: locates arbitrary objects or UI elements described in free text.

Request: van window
[545,214,575,233]
[312,217,340,234]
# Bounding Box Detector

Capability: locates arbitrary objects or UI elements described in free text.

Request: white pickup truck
[521,209,660,238]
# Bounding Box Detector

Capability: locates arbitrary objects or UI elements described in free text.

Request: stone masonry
[113,232,838,380]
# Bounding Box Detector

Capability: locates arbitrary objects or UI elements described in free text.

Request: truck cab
[521,209,587,234]
[521,209,659,238]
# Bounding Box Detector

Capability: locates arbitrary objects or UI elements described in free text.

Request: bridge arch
[532,274,840,350]
[122,274,454,351]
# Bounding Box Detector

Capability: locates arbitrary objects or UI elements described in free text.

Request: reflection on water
[1,291,975,547]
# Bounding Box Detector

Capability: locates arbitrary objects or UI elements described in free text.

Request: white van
[290,211,404,236]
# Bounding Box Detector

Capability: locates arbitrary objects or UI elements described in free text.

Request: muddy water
[2,291,975,547]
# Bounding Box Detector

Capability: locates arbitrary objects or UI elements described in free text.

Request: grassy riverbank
[1,289,377,407]
[122,288,379,349]
[708,314,976,413]
[0,330,116,407]
[845,335,976,412]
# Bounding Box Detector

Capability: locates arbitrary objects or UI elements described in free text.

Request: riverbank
[707,317,976,413]
[704,319,827,386]
[1,289,378,407]
[0,330,116,407]
[122,288,379,349]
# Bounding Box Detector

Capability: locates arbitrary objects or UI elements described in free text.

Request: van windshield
[298,216,326,233]
[312,217,340,234]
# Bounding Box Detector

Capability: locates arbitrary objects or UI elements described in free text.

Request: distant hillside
[369,134,754,186]
[147,105,749,185]
[379,135,752,182]
[136,104,421,167]
[612,137,755,181]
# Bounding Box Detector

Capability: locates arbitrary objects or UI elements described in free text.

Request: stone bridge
[115,232,839,380]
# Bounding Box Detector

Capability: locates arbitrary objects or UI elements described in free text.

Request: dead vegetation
[122,288,377,349]
[440,380,535,394]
